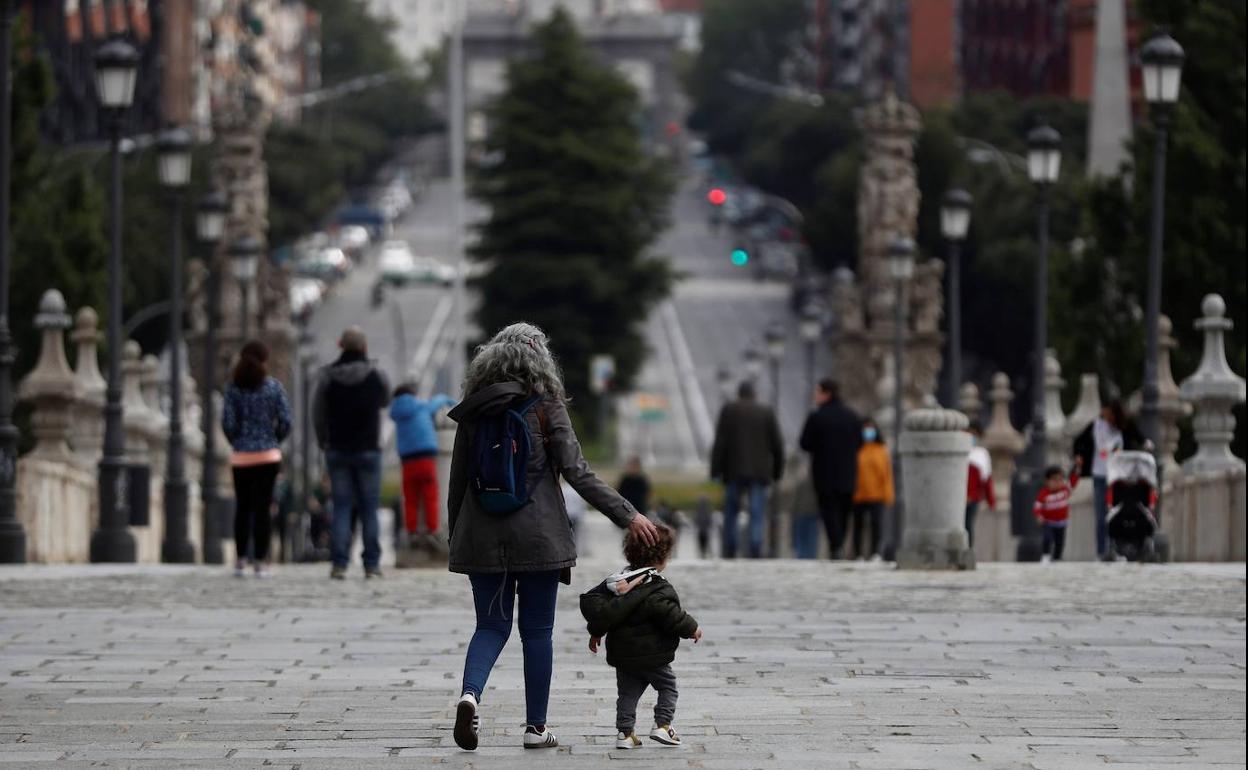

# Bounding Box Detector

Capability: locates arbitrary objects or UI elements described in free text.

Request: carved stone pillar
[982,372,1024,482]
[897,408,975,570]
[17,291,76,461]
[1179,295,1246,474]
[70,307,107,466]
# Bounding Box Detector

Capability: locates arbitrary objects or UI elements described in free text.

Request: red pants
[402,457,440,534]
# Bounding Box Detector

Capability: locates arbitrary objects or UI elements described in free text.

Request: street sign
[635,393,669,423]
[590,355,616,395]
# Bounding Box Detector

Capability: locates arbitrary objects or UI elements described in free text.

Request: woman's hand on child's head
[589,636,601,653]
[628,514,660,546]
[692,628,703,643]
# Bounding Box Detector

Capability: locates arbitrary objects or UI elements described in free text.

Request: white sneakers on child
[616,731,643,749]
[453,693,480,751]
[522,725,558,749]
[650,724,681,746]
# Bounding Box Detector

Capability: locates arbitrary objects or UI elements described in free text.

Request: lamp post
[196,190,227,564]
[1138,33,1185,471]
[0,0,25,563]
[800,303,822,400]
[716,365,734,408]
[230,236,261,341]
[940,189,972,406]
[89,38,141,563]
[157,128,194,563]
[764,323,786,413]
[887,236,915,558]
[743,345,764,388]
[1011,122,1062,562]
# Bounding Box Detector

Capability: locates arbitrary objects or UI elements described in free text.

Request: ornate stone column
[17,291,75,461]
[1179,295,1246,473]
[982,372,1024,483]
[897,408,976,570]
[70,307,107,466]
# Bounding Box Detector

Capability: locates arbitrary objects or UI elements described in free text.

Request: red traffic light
[707,188,727,206]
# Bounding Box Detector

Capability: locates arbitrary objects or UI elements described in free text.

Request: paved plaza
[1,532,1244,770]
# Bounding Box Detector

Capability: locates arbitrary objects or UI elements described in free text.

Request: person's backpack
[470,394,546,516]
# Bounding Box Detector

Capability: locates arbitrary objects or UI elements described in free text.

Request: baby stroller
[1105,451,1159,562]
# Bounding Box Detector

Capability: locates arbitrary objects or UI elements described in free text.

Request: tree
[470,10,673,430]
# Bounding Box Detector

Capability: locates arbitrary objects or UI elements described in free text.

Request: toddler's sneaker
[522,725,558,749]
[1041,554,1053,564]
[233,561,247,578]
[615,731,644,749]
[453,692,479,750]
[254,564,272,580]
[650,724,681,746]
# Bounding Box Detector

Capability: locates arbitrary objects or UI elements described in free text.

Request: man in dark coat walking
[710,381,784,558]
[799,379,861,559]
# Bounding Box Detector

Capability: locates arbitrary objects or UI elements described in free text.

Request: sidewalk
[1,520,1243,769]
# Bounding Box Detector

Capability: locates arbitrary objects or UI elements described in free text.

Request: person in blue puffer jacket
[389,384,457,542]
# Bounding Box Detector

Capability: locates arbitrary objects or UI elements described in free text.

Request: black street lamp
[764,322,786,413]
[1137,33,1185,462]
[1011,122,1062,562]
[940,188,972,406]
[89,37,141,563]
[799,302,823,400]
[887,235,915,559]
[0,0,26,563]
[196,190,228,564]
[157,128,195,563]
[230,236,261,341]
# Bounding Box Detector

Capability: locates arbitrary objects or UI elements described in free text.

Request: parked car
[289,277,325,320]
[294,247,351,282]
[411,255,456,287]
[379,241,418,285]
[337,225,371,257]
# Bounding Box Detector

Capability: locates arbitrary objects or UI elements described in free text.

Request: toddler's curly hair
[623,521,676,568]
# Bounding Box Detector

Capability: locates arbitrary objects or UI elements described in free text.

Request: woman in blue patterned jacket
[222,340,292,578]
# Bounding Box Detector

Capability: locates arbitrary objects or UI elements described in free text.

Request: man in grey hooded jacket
[313,327,391,579]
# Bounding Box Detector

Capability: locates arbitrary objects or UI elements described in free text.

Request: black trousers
[1042,524,1067,561]
[233,462,280,563]
[849,502,883,558]
[815,489,853,558]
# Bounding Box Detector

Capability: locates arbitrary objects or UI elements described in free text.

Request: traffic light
[707,187,727,206]
[731,248,749,266]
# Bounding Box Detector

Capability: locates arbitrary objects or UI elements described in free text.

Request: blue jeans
[462,571,559,726]
[791,514,820,559]
[326,450,382,569]
[723,481,768,558]
[1093,476,1108,557]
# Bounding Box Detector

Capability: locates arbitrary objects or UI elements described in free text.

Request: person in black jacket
[581,524,702,749]
[710,381,785,558]
[799,379,862,559]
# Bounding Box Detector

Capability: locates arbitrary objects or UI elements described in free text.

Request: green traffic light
[731,249,749,266]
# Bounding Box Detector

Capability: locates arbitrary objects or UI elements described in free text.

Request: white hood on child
[603,566,658,595]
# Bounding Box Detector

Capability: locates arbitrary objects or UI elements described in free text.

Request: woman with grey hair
[447,322,658,751]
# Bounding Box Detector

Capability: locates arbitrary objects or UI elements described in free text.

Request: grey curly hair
[462,322,568,401]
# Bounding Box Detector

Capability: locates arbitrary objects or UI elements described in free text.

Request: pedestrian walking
[1072,399,1143,559]
[693,496,713,559]
[313,327,391,580]
[221,340,292,579]
[617,456,652,516]
[849,418,892,560]
[1034,465,1080,563]
[965,421,996,549]
[798,379,861,559]
[580,523,702,750]
[446,323,659,752]
[709,380,784,558]
[389,383,456,548]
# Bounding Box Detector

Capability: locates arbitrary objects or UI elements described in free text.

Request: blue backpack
[470,394,546,516]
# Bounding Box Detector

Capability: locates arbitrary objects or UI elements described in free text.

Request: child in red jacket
[1034,465,1079,562]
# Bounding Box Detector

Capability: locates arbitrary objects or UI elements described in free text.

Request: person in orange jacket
[850,418,894,560]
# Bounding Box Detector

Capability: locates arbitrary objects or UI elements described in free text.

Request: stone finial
[1065,374,1102,440]
[959,382,982,422]
[1156,314,1191,477]
[983,372,1025,479]
[122,342,158,436]
[71,307,106,397]
[1180,294,1246,473]
[17,290,78,460]
[1042,349,1067,462]
[140,355,165,417]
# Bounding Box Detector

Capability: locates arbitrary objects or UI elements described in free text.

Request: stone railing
[16,289,211,563]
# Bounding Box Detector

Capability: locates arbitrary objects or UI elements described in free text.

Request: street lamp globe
[229,235,262,283]
[887,235,916,281]
[156,128,193,189]
[93,38,140,111]
[765,323,786,361]
[800,303,822,344]
[1026,124,1062,186]
[743,345,764,381]
[1140,33,1185,106]
[196,191,228,244]
[940,188,973,242]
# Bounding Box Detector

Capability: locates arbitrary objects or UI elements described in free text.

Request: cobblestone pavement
[1,526,1244,769]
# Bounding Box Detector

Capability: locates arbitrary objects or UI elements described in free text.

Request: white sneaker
[453,693,479,751]
[650,724,681,746]
[233,561,247,578]
[1040,554,1052,564]
[616,731,643,749]
[868,554,883,564]
[523,725,558,749]
[254,564,272,579]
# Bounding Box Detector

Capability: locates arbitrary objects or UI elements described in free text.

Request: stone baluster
[897,408,975,570]
[70,307,107,465]
[959,382,982,423]
[982,372,1024,482]
[1156,315,1191,479]
[1064,374,1102,442]
[141,355,169,478]
[1042,349,1067,465]
[1179,295,1246,473]
[122,343,155,466]
[17,291,76,461]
